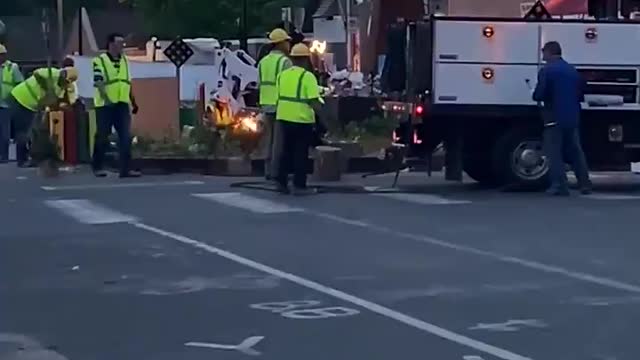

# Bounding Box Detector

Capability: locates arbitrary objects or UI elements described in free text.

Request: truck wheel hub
[511,141,547,180]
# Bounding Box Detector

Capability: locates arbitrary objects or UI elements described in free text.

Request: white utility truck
[385,6,640,188]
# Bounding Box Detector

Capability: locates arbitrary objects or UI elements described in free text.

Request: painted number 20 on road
[250,300,360,320]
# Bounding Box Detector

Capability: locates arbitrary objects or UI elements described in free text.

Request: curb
[108,157,385,176]
[107,154,445,177]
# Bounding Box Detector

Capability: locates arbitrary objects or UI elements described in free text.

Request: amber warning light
[482,68,494,81]
[482,26,494,38]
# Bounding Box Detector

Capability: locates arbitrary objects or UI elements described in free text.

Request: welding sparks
[238,116,258,133]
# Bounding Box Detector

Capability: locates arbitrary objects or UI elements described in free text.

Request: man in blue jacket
[533,41,592,196]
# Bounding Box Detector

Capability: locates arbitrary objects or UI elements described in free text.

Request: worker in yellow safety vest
[274,43,323,195]
[9,66,78,167]
[0,44,23,163]
[258,28,292,180]
[92,32,140,178]
[60,57,79,107]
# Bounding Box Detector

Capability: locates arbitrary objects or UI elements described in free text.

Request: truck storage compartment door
[541,23,640,65]
[433,20,540,64]
[434,63,539,105]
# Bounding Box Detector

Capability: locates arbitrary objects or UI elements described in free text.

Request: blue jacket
[532,58,585,129]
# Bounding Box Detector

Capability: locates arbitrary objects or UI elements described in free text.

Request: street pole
[240,0,248,51]
[57,0,64,63]
[78,5,83,55]
[346,0,352,69]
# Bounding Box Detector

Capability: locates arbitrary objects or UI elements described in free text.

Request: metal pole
[78,6,83,55]
[240,0,248,51]
[346,0,352,69]
[57,0,64,63]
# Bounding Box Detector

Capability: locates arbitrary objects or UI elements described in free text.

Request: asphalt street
[2,165,640,360]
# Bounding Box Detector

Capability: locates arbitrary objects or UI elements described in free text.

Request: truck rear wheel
[463,151,498,186]
[492,127,549,189]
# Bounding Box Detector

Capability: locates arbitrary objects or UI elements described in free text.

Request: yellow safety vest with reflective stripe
[11,68,64,112]
[276,66,318,124]
[258,52,289,107]
[93,53,131,107]
[1,61,20,101]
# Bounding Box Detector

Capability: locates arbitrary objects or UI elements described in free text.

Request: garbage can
[179,107,197,130]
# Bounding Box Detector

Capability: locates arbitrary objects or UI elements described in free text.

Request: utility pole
[78,5,83,55]
[57,0,64,63]
[346,0,352,69]
[240,0,248,51]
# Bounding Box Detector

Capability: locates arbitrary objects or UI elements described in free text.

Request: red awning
[545,0,587,15]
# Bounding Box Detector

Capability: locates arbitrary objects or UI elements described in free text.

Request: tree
[128,0,302,39]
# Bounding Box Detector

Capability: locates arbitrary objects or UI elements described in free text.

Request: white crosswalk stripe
[582,193,640,200]
[44,199,137,224]
[364,187,470,205]
[192,192,304,214]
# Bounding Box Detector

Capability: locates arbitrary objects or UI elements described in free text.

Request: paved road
[2,166,640,360]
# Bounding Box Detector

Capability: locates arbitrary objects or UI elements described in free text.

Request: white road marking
[41,180,204,191]
[463,356,485,360]
[45,199,137,224]
[250,300,360,319]
[370,191,471,205]
[310,212,640,293]
[469,319,547,332]
[0,333,70,359]
[193,192,303,214]
[583,193,640,200]
[133,222,532,360]
[185,336,265,356]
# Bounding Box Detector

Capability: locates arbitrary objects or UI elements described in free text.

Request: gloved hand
[132,103,139,115]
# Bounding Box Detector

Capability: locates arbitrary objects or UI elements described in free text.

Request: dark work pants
[543,125,591,192]
[0,107,11,161]
[262,112,282,179]
[276,120,313,189]
[92,103,132,175]
[9,97,36,165]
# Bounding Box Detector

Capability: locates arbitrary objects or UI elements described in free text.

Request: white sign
[185,336,265,356]
[520,2,535,16]
[469,319,547,332]
[250,300,360,320]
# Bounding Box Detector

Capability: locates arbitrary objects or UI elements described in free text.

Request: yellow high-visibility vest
[93,53,131,107]
[1,61,20,101]
[276,66,319,124]
[258,51,289,107]
[11,68,63,112]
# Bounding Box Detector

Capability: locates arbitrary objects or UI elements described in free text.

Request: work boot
[119,170,142,178]
[275,183,290,195]
[93,169,108,178]
[580,187,593,195]
[292,187,317,196]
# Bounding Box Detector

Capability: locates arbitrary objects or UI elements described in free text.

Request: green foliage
[327,115,399,142]
[1,0,300,39]
[129,0,301,39]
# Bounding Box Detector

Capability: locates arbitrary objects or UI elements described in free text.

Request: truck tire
[492,126,550,189]
[463,151,498,186]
